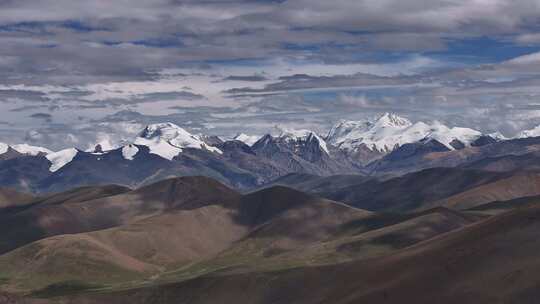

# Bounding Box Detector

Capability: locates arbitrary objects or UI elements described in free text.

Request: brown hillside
[429,172,540,210]
[0,176,241,254]
[65,201,540,304]
[0,187,34,209]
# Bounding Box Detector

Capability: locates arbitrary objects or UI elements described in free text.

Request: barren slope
[65,201,540,304]
[428,172,540,210]
[0,187,33,209]
[0,176,241,254]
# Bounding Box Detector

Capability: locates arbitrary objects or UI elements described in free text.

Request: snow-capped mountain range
[326,113,483,153]
[3,112,540,191]
[43,122,223,172]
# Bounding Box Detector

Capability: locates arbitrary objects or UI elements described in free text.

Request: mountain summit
[233,133,260,146]
[134,122,222,160]
[375,112,413,128]
[327,113,482,153]
[327,113,413,152]
[277,127,329,154]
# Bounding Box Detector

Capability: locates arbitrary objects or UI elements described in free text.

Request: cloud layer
[0,0,540,149]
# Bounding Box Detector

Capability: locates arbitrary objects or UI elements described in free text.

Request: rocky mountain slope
[0,113,539,193]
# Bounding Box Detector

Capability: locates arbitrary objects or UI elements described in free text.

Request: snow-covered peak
[277,127,329,154]
[122,144,139,161]
[233,133,260,146]
[328,114,482,153]
[518,125,540,139]
[327,114,412,152]
[0,143,53,156]
[0,143,8,155]
[138,123,191,142]
[408,121,482,149]
[326,120,371,146]
[11,144,53,156]
[134,122,221,160]
[326,113,411,145]
[488,132,508,141]
[46,148,78,172]
[374,112,413,128]
[279,128,311,139]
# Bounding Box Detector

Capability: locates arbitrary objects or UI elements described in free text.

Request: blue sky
[1,0,540,149]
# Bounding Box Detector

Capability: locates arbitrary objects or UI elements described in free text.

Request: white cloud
[515,33,540,45]
[505,51,540,65]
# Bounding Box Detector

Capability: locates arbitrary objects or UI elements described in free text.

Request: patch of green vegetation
[154,235,368,285]
[0,276,10,286]
[338,213,410,236]
[336,234,411,256]
[31,280,105,298]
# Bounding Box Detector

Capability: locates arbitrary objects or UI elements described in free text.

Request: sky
[1,0,540,149]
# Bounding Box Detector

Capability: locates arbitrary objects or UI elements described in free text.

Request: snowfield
[327,113,482,152]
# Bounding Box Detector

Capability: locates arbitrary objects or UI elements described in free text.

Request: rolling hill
[63,200,540,304]
[0,176,241,254]
[310,168,514,212]
[1,169,539,303]
[425,171,540,210]
[0,182,375,292]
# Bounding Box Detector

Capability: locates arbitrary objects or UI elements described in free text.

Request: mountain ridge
[0,114,538,193]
